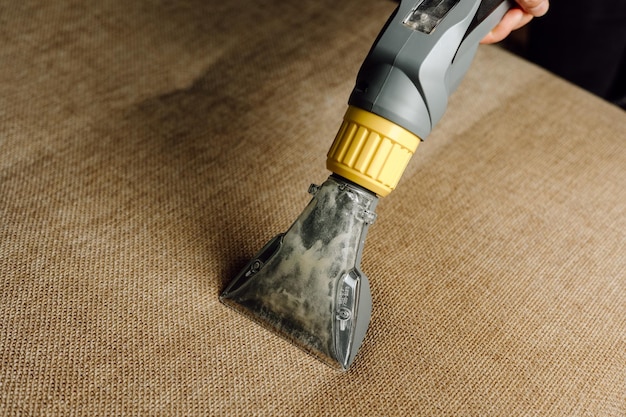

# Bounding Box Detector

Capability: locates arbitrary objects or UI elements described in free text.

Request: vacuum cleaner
[221,0,513,370]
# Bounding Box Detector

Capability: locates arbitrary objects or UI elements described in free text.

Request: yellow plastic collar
[326,106,420,197]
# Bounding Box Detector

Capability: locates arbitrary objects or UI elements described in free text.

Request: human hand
[480,0,549,44]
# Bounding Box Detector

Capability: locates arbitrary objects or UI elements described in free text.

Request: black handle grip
[465,0,509,36]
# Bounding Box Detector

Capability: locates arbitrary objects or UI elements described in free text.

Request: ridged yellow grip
[326,106,420,197]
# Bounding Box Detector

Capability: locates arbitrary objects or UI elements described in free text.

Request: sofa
[2,0,625,415]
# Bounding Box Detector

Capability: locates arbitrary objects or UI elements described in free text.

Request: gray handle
[348,0,513,139]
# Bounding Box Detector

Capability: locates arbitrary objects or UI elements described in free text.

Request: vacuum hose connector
[327,106,420,197]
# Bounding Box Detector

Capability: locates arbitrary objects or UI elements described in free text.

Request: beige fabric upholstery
[2,0,625,415]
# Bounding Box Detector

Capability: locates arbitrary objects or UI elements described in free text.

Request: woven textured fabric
[1,0,625,415]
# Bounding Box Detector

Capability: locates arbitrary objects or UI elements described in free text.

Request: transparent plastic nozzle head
[220,176,377,370]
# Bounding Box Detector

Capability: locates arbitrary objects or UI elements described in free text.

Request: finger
[516,0,549,17]
[512,12,534,31]
[480,8,524,44]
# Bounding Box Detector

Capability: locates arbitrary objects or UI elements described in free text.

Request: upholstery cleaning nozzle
[221,0,513,369]
[220,176,377,370]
